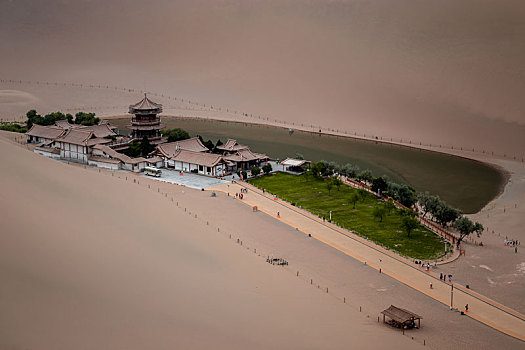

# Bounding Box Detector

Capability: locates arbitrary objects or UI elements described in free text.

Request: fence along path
[209,181,525,342]
[1,78,524,161]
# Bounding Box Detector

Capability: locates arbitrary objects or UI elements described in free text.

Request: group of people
[414,260,433,272]
[504,239,519,253]
[233,188,249,200]
[439,272,453,283]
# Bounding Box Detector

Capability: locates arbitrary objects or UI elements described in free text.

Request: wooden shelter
[381,305,422,332]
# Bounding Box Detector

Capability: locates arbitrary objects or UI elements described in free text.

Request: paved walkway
[210,181,525,342]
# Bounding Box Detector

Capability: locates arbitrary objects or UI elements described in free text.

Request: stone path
[210,181,525,342]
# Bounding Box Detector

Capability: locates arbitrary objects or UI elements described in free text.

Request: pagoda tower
[128,94,164,140]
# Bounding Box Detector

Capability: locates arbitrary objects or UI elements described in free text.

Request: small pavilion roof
[282,158,309,167]
[381,305,422,324]
[224,149,268,163]
[129,94,163,114]
[216,139,249,152]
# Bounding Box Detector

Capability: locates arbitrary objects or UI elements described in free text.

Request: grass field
[248,172,447,260]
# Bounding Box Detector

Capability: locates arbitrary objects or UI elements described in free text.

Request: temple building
[128,94,164,141]
[216,139,269,170]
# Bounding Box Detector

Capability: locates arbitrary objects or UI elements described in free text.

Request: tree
[401,215,419,238]
[26,109,43,128]
[74,112,99,126]
[27,110,71,128]
[251,167,261,176]
[350,192,359,209]
[473,222,484,236]
[340,163,360,178]
[311,161,332,177]
[213,139,224,153]
[262,163,272,174]
[417,192,441,218]
[384,201,396,214]
[162,128,190,142]
[126,141,142,157]
[453,217,484,244]
[357,169,373,183]
[333,175,343,191]
[373,206,387,222]
[371,176,388,195]
[303,168,312,182]
[198,135,214,151]
[389,183,417,208]
[295,152,304,160]
[434,202,461,227]
[326,179,333,195]
[139,136,154,156]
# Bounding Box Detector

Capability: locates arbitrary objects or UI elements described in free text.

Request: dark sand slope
[0,136,422,349]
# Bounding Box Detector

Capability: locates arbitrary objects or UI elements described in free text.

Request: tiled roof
[216,139,249,152]
[171,149,225,167]
[56,129,93,146]
[146,156,163,163]
[54,120,78,130]
[86,137,112,146]
[224,149,268,162]
[26,125,66,139]
[79,124,117,138]
[88,155,121,164]
[93,144,146,164]
[156,137,209,157]
[129,94,163,113]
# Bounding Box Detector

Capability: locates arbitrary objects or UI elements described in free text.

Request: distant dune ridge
[1,0,525,157]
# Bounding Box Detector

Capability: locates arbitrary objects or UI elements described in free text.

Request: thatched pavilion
[381,305,422,333]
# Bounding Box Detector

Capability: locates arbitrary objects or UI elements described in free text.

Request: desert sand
[0,132,426,349]
[1,131,524,349]
[2,0,525,159]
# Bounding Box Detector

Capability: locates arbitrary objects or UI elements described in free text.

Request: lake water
[112,117,506,214]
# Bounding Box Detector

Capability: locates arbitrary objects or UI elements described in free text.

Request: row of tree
[304,160,483,243]
[26,110,100,128]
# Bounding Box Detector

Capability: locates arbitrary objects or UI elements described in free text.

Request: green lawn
[248,172,446,260]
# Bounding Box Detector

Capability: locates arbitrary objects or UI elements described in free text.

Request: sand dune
[0,134,424,349]
[1,0,525,157]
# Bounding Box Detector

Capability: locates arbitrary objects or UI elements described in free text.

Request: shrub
[262,163,272,174]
